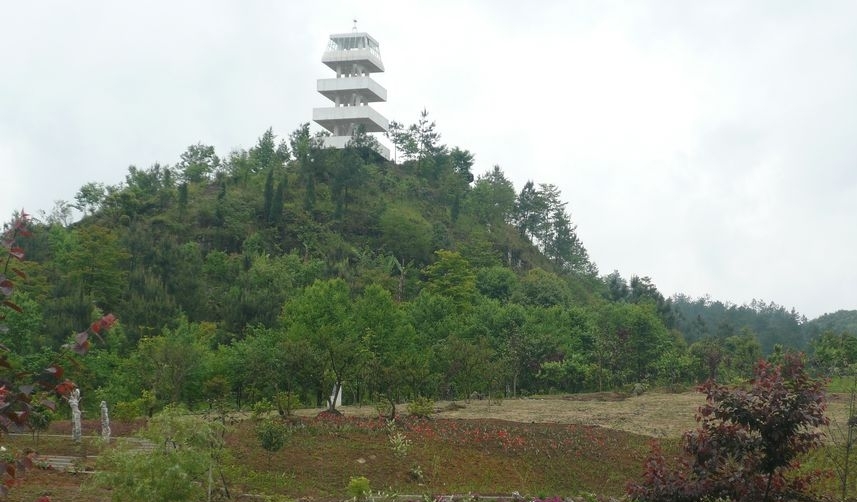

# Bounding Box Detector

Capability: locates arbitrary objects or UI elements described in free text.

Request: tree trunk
[328,381,342,412]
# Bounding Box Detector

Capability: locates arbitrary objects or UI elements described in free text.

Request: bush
[627,354,828,502]
[89,406,229,502]
[251,398,274,420]
[388,431,411,458]
[28,405,54,446]
[273,391,301,417]
[346,476,371,501]
[406,396,435,418]
[256,418,288,457]
[112,401,141,423]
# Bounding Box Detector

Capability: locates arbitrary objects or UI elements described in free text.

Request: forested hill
[805,310,857,337]
[2,116,837,412]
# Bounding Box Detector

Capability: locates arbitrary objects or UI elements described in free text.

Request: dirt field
[298,389,857,439]
[18,390,857,501]
[297,391,706,438]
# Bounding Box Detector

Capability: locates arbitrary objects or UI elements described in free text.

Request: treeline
[2,114,837,414]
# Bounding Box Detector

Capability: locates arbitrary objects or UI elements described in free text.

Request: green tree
[514,180,547,240]
[386,120,417,163]
[476,265,518,301]
[67,225,129,310]
[353,284,419,407]
[90,405,230,502]
[595,302,672,388]
[250,127,286,174]
[134,318,214,405]
[422,250,477,309]
[379,204,433,265]
[74,181,107,216]
[282,279,363,412]
[289,123,323,211]
[440,335,495,401]
[467,165,516,225]
[512,268,572,308]
[177,143,220,183]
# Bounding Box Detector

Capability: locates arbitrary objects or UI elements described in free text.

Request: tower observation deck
[313,29,390,159]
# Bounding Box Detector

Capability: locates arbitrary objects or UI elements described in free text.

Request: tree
[91,405,230,502]
[282,279,363,412]
[476,265,518,301]
[422,250,477,309]
[594,302,671,388]
[353,284,418,408]
[379,204,433,265]
[249,127,286,174]
[386,120,417,163]
[514,180,547,240]
[440,335,495,401]
[545,201,593,275]
[533,183,594,275]
[467,165,516,226]
[1,212,117,494]
[74,182,107,216]
[289,123,323,211]
[512,268,572,308]
[604,270,630,302]
[811,329,857,375]
[628,353,828,502]
[690,336,725,382]
[134,318,214,405]
[177,143,220,183]
[66,225,129,309]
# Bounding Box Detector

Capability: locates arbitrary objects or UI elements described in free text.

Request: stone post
[69,388,82,443]
[100,400,111,443]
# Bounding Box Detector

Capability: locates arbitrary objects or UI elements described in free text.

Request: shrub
[251,398,274,420]
[407,396,435,418]
[627,353,828,502]
[89,406,229,502]
[273,391,301,417]
[256,418,288,458]
[28,405,54,447]
[388,431,411,458]
[408,464,423,481]
[346,476,371,501]
[112,401,141,423]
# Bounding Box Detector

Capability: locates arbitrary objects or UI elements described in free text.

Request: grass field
[8,390,857,501]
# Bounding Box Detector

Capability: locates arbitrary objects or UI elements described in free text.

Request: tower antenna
[352,19,358,32]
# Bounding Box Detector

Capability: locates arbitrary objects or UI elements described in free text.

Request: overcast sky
[2,1,856,319]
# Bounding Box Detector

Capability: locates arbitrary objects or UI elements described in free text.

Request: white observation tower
[313,24,390,159]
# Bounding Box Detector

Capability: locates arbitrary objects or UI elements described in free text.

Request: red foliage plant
[627,353,829,502]
[0,212,116,497]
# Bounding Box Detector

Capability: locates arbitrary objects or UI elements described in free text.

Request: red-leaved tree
[628,353,829,502]
[1,212,115,497]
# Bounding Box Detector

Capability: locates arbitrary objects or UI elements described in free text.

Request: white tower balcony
[317,76,387,103]
[313,105,389,134]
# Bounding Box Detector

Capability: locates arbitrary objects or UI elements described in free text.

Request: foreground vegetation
[1,396,666,501]
[8,384,857,502]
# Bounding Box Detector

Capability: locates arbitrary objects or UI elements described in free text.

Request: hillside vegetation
[3,114,852,417]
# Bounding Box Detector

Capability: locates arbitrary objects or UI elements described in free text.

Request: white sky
[2,1,856,319]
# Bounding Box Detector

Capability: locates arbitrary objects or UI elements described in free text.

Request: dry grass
[297,391,705,438]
